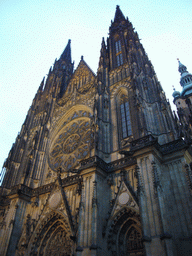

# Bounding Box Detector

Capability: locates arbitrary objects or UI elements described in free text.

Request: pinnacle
[60,39,72,63]
[114,5,126,23]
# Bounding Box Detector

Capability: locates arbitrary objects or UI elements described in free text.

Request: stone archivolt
[16,211,72,256]
[107,208,144,256]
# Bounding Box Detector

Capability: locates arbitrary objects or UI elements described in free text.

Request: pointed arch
[26,211,72,256]
[115,39,123,67]
[116,88,132,142]
[107,207,144,256]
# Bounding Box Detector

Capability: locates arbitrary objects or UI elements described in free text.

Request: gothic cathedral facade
[0,6,192,256]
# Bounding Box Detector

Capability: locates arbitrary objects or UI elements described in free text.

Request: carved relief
[56,59,96,115]
[0,207,8,230]
[27,212,72,256]
[44,228,72,256]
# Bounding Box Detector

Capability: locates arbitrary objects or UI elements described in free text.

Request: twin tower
[0,6,192,256]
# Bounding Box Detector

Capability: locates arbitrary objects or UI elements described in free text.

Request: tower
[0,6,192,256]
[173,60,192,144]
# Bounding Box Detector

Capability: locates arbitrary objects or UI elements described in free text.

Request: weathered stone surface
[0,6,192,256]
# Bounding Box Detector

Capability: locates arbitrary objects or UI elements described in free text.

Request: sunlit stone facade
[0,6,192,256]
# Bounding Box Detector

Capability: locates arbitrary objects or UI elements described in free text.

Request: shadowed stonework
[0,5,192,256]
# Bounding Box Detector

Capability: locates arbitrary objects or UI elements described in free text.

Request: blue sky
[0,0,192,175]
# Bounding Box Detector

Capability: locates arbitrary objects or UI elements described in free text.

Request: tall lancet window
[115,40,123,67]
[120,95,132,138]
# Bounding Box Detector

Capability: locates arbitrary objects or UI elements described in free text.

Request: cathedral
[0,5,192,256]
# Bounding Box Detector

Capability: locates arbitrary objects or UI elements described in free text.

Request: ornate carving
[79,155,136,172]
[135,165,144,196]
[49,117,94,172]
[107,174,113,186]
[151,161,162,195]
[106,208,144,255]
[131,134,157,151]
[9,175,82,198]
[184,164,192,194]
[126,227,144,254]
[45,229,72,256]
[27,212,72,256]
[160,139,186,155]
[0,207,7,230]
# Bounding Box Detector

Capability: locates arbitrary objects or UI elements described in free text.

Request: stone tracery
[49,112,94,172]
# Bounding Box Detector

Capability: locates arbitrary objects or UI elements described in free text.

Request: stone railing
[7,174,82,199]
[160,139,186,155]
[131,134,157,151]
[79,155,136,172]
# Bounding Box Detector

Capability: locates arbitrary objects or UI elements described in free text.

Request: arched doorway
[107,208,145,256]
[28,212,72,256]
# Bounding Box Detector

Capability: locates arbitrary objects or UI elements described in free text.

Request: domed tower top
[172,86,181,101]
[178,59,192,96]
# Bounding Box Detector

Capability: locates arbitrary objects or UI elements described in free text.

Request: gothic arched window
[115,40,123,67]
[119,95,132,139]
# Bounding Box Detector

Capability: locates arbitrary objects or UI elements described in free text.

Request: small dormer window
[115,40,123,67]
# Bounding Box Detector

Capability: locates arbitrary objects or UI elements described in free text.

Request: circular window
[49,117,94,172]
[118,192,129,205]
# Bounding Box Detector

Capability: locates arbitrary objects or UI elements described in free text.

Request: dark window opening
[115,40,123,67]
[120,96,132,138]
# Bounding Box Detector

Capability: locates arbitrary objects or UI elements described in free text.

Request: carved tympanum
[45,229,71,256]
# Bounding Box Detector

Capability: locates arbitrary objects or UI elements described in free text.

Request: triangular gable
[61,57,96,98]
[73,57,96,78]
[110,174,139,218]
[103,171,139,236]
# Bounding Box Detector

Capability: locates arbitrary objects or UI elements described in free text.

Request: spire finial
[114,5,126,22]
[60,39,72,63]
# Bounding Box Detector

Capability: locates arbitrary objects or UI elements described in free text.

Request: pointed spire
[39,77,45,91]
[48,66,52,74]
[60,39,72,63]
[114,5,126,22]
[109,6,130,35]
[100,37,106,56]
[101,37,106,49]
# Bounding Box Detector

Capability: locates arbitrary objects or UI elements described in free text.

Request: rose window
[49,117,94,172]
[63,134,80,154]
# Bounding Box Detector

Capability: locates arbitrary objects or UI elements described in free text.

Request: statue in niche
[104,87,109,109]
[104,96,109,109]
